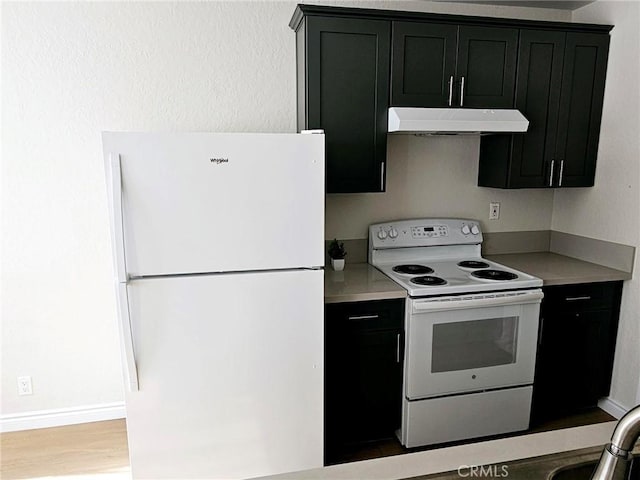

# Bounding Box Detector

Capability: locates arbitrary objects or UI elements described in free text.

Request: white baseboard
[0,402,126,433]
[598,397,629,420]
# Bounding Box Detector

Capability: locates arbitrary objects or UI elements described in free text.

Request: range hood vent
[388,107,529,135]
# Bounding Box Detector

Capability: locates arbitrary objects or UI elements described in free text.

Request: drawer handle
[347,314,379,321]
[565,296,592,301]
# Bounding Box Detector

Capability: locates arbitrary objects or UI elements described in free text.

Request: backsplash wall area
[325,134,555,241]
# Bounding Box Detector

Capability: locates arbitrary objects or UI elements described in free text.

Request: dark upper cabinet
[391,23,518,108]
[291,5,612,193]
[479,30,610,188]
[554,33,610,187]
[296,15,390,193]
[456,26,519,108]
[391,22,457,107]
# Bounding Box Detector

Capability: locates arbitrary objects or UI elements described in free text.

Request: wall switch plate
[489,202,500,220]
[17,376,33,395]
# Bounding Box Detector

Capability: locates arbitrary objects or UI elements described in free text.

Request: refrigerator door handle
[108,153,127,283]
[116,282,139,391]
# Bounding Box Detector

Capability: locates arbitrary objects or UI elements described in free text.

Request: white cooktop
[375,257,542,297]
[368,218,542,297]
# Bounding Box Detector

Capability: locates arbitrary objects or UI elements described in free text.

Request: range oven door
[405,289,543,400]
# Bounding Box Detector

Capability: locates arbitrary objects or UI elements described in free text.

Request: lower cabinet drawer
[542,282,619,312]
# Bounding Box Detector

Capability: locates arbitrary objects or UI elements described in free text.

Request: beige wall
[326,135,555,239]
[560,0,640,411]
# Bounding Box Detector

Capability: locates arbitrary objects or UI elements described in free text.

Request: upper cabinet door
[456,26,519,108]
[390,22,457,107]
[305,17,391,194]
[509,30,566,188]
[554,32,610,187]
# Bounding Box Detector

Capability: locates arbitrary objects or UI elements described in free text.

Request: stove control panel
[369,218,483,249]
[411,225,448,238]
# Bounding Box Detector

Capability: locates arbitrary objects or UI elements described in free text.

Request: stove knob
[461,225,471,235]
[389,227,398,239]
[471,225,480,235]
[377,229,388,240]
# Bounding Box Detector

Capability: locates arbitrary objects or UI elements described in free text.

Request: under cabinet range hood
[388,107,529,135]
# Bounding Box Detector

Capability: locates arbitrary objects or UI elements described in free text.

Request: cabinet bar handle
[459,76,465,107]
[565,296,591,301]
[549,160,555,187]
[538,317,544,346]
[380,162,385,191]
[448,75,454,106]
[558,160,565,187]
[396,334,401,363]
[348,314,379,321]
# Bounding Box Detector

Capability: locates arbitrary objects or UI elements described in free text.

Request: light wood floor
[0,409,615,479]
[0,419,131,480]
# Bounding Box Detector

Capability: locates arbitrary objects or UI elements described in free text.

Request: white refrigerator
[102,132,325,479]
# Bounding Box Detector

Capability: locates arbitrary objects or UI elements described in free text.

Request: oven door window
[405,300,540,399]
[431,316,518,373]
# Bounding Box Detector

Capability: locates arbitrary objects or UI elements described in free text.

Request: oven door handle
[412,290,544,313]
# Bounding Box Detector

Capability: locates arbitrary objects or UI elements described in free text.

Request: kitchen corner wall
[0,0,574,425]
[557,1,640,411]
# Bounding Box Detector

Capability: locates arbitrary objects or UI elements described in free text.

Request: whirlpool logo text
[210,158,229,164]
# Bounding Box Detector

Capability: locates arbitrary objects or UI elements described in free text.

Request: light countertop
[325,252,631,304]
[486,252,632,286]
[324,263,406,303]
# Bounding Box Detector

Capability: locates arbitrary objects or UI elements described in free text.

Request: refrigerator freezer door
[102,132,324,277]
[124,269,323,479]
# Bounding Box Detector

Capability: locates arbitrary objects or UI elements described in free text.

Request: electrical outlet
[17,376,33,396]
[489,202,500,220]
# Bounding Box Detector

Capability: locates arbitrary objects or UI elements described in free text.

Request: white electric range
[369,218,543,448]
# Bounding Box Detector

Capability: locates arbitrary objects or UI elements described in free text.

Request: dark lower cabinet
[479,30,610,189]
[532,282,622,424]
[295,15,390,193]
[324,299,404,462]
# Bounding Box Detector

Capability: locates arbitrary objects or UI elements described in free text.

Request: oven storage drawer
[402,386,533,447]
